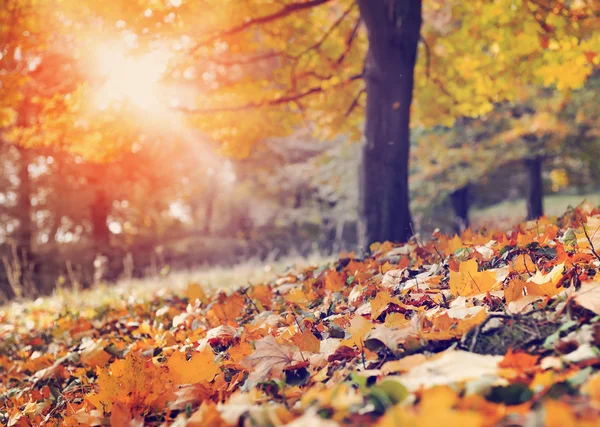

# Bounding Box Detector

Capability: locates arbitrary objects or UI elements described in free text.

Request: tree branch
[298,3,356,58]
[196,3,355,68]
[336,16,361,65]
[190,0,333,54]
[345,88,366,117]
[175,73,363,114]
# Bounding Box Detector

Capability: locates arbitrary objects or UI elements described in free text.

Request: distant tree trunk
[202,183,218,234]
[450,185,469,232]
[357,0,422,246]
[91,187,111,249]
[525,157,544,220]
[15,146,33,254]
[88,165,111,250]
[203,193,215,234]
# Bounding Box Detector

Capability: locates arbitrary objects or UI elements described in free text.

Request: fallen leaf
[449,258,498,297]
[290,328,321,353]
[186,283,208,304]
[397,350,503,391]
[167,349,220,385]
[242,336,300,386]
[526,263,566,296]
[340,315,373,348]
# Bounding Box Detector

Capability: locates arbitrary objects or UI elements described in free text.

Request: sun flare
[93,45,171,112]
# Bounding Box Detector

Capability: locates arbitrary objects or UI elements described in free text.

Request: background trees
[0,0,598,298]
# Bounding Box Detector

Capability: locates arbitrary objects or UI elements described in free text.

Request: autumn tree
[3,0,600,248]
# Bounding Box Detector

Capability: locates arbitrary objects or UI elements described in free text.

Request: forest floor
[2,206,600,426]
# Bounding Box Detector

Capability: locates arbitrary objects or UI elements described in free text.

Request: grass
[0,252,332,330]
[471,192,600,229]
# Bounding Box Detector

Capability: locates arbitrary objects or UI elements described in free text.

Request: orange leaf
[499,348,538,370]
[290,329,320,353]
[167,350,220,385]
[86,353,170,413]
[325,270,345,292]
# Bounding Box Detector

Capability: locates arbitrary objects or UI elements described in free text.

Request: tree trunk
[450,185,469,232]
[88,165,111,250]
[525,157,544,220]
[203,188,215,234]
[91,187,111,249]
[357,0,422,246]
[15,146,33,253]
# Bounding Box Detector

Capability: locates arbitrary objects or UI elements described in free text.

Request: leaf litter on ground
[3,205,600,425]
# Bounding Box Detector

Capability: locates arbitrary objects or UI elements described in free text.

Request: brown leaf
[242,336,300,387]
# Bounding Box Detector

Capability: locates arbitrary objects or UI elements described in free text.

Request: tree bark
[450,185,469,232]
[88,165,111,250]
[15,146,33,253]
[357,0,422,246]
[91,187,111,249]
[203,188,215,234]
[525,157,544,220]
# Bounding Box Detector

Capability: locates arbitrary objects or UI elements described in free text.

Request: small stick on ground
[468,313,513,353]
[582,224,600,264]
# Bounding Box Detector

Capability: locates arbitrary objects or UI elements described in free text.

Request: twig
[468,313,513,352]
[240,285,261,314]
[582,223,600,263]
[190,0,333,54]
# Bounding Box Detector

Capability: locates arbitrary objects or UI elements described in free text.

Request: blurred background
[1,72,598,299]
[1,0,598,300]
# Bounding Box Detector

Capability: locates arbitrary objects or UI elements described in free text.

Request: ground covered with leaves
[3,207,600,426]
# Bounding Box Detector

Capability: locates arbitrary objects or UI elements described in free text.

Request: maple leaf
[290,328,321,353]
[449,258,498,296]
[426,306,487,340]
[86,352,170,414]
[242,336,301,387]
[167,349,220,385]
[186,283,209,304]
[207,292,247,325]
[526,263,566,296]
[340,315,373,348]
[325,270,345,292]
[498,349,538,370]
[370,292,403,319]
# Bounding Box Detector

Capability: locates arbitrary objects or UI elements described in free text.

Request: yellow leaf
[526,263,565,296]
[86,353,170,413]
[370,292,402,319]
[449,258,498,296]
[512,254,536,274]
[286,288,309,304]
[446,235,464,254]
[186,283,208,304]
[505,279,526,303]
[341,316,373,348]
[167,350,220,385]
